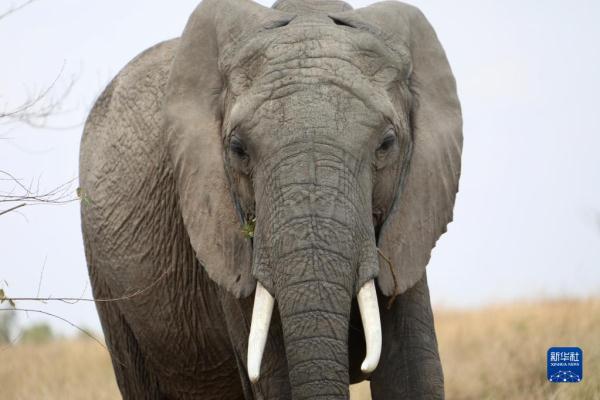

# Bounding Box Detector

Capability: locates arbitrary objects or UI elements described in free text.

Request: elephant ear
[351,2,463,296]
[164,0,292,298]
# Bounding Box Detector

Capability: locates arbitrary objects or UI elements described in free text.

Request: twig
[0,60,81,130]
[0,202,26,216]
[0,308,106,350]
[0,308,128,367]
[377,248,400,309]
[6,265,173,304]
[0,61,67,117]
[0,171,78,217]
[35,255,47,299]
[0,0,38,21]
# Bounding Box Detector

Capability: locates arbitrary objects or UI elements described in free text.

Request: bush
[20,323,54,344]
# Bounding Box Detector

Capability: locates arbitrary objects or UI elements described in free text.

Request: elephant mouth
[246,279,382,383]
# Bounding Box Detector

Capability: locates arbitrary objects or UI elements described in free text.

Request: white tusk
[357,279,382,373]
[247,281,275,383]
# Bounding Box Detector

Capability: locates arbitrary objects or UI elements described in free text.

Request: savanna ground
[1,299,598,400]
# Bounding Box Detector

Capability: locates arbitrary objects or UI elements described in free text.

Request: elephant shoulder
[80,38,178,186]
[81,38,178,146]
[79,39,182,267]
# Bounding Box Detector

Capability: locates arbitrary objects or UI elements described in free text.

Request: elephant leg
[370,273,444,399]
[92,277,163,399]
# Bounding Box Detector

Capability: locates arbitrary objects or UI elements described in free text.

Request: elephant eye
[377,130,397,153]
[230,136,248,159]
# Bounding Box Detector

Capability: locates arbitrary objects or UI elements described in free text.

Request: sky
[1,0,599,335]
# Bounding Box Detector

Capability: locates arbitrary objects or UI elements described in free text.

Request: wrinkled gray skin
[79,0,462,399]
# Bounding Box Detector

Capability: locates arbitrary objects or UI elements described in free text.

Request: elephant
[79,0,462,399]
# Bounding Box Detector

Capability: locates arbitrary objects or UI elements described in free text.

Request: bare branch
[0,203,26,217]
[0,308,106,349]
[0,63,63,118]
[0,0,38,21]
[0,61,79,130]
[6,265,173,304]
[0,170,78,216]
[0,1,81,215]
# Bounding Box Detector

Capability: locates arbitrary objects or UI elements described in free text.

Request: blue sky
[1,0,599,334]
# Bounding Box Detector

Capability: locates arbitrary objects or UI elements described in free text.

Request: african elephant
[79,0,462,398]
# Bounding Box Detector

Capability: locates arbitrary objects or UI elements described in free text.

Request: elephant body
[80,1,461,399]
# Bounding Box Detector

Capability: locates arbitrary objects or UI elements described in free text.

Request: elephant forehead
[224,28,403,139]
[253,86,379,133]
[229,83,384,148]
[225,23,409,98]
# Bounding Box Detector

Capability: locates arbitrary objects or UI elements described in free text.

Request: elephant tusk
[247,281,275,383]
[358,279,382,373]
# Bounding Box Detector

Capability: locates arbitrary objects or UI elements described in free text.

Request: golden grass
[435,298,600,400]
[0,339,119,400]
[1,299,598,399]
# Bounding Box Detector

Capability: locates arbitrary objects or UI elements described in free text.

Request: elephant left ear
[338,2,463,296]
[163,0,293,298]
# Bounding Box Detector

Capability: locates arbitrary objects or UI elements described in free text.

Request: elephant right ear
[348,2,463,296]
[164,0,292,298]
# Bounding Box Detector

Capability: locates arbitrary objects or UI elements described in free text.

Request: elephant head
[164,0,461,397]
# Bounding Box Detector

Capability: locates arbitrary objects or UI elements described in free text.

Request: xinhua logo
[547,347,583,383]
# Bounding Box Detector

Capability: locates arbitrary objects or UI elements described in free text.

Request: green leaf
[242,217,256,239]
[76,187,91,205]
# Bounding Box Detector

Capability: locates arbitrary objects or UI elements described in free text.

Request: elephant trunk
[248,143,382,397]
[276,245,353,399]
[247,279,381,391]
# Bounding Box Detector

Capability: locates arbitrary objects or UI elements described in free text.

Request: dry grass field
[1,298,598,399]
